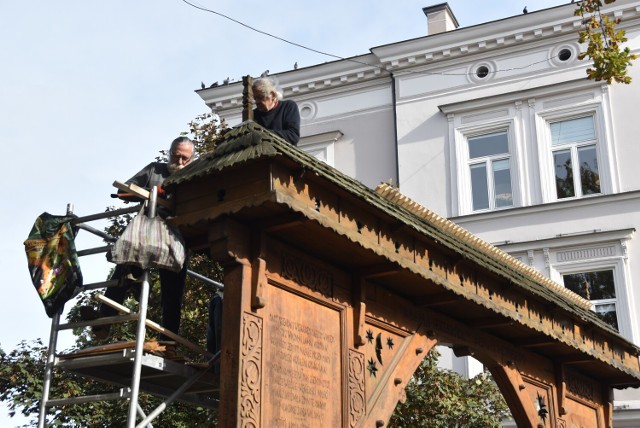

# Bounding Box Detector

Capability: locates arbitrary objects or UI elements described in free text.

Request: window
[549,238,634,341]
[558,48,572,62]
[562,269,618,330]
[298,130,343,167]
[550,116,601,199]
[467,130,513,211]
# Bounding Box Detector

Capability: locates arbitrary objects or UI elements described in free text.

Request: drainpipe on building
[390,71,400,188]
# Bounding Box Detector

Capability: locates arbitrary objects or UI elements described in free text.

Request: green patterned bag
[24,213,83,317]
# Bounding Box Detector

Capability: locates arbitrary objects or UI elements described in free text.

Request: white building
[199,1,640,424]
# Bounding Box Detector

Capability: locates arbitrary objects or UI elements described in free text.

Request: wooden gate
[164,122,640,427]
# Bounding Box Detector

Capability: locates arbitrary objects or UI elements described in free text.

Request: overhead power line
[179,0,572,78]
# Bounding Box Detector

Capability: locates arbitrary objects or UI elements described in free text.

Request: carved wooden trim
[556,363,568,416]
[355,302,367,347]
[348,349,366,427]
[252,258,267,310]
[282,252,333,296]
[566,370,597,403]
[242,75,254,122]
[354,278,367,347]
[240,312,263,427]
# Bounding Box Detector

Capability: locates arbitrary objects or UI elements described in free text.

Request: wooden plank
[96,293,213,357]
[112,180,173,210]
[58,340,168,359]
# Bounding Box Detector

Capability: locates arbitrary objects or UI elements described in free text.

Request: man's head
[168,136,195,174]
[253,77,283,113]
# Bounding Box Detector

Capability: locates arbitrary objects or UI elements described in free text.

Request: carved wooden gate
[164,122,640,427]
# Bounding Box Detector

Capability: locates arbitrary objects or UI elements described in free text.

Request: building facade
[198,1,640,424]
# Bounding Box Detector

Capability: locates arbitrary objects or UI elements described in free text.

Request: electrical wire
[180,0,573,78]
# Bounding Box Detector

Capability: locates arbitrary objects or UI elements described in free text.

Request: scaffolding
[37,187,222,428]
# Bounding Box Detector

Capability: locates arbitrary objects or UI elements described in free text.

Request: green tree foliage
[576,0,637,83]
[389,348,511,427]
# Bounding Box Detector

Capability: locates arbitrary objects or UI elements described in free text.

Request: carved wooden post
[208,217,255,427]
[242,75,254,122]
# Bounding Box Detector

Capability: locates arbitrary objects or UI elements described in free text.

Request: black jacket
[253,99,300,145]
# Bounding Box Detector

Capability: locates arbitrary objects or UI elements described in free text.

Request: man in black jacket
[87,137,194,342]
[252,77,300,145]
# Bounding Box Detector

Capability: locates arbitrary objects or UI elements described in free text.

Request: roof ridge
[374,183,592,311]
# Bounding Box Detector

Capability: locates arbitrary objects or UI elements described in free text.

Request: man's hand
[156,185,166,198]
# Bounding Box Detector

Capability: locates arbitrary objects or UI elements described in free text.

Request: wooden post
[208,217,253,427]
[242,75,254,122]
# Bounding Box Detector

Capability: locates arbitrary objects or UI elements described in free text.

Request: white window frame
[535,103,613,203]
[453,118,521,215]
[298,130,343,167]
[551,250,634,340]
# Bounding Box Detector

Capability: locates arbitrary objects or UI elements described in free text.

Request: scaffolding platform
[37,191,224,427]
[56,347,219,409]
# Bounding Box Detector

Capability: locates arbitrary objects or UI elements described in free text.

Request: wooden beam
[354,263,400,279]
[242,75,254,122]
[514,336,558,348]
[415,292,461,307]
[472,317,515,330]
[259,212,307,232]
[112,180,173,210]
[556,355,596,365]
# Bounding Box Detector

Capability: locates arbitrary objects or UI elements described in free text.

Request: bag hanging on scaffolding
[24,213,83,317]
[110,209,186,272]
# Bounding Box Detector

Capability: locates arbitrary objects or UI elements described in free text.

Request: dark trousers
[206,293,223,354]
[207,293,223,373]
[100,263,187,339]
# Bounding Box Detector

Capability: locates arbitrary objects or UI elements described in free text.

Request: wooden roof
[165,121,640,385]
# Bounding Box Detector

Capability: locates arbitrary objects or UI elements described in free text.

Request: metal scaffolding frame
[37,188,222,428]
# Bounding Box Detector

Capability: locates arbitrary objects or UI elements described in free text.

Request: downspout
[390,72,400,188]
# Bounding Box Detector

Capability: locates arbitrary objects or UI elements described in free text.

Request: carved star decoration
[367,357,378,377]
[536,392,548,424]
[387,337,394,349]
[366,329,374,343]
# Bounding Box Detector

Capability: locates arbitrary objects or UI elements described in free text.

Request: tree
[576,0,637,83]
[389,348,511,428]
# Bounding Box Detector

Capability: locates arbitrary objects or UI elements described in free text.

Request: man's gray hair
[252,76,283,101]
[169,136,195,156]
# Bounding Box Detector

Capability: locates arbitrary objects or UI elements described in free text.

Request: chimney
[422,3,459,35]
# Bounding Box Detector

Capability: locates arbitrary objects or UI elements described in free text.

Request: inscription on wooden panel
[265,285,342,427]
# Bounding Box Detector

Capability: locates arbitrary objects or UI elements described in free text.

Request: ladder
[37,187,223,428]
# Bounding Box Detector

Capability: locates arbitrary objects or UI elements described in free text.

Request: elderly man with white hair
[252,76,300,145]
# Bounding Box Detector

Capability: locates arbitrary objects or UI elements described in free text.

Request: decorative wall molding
[556,246,616,262]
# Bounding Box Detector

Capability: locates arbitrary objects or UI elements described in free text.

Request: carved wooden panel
[281,252,333,297]
[360,321,408,405]
[240,312,263,427]
[348,349,366,427]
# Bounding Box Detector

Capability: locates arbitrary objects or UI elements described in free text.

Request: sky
[0,0,570,425]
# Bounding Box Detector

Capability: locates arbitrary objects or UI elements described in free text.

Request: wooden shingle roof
[166,121,639,354]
